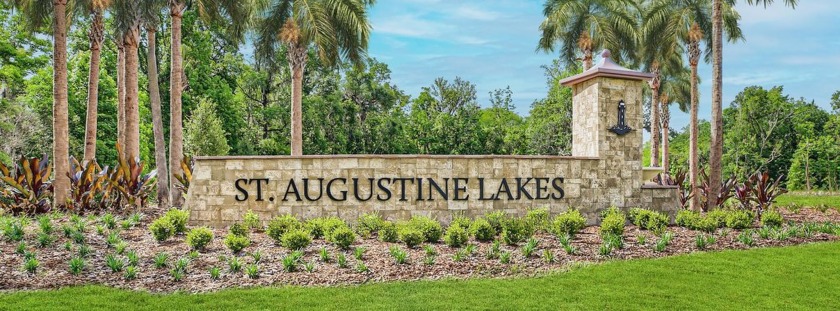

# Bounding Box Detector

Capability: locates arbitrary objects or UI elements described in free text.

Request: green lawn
[776,192,840,208]
[3,242,840,310]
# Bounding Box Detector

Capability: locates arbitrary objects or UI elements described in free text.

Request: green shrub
[328,226,356,249]
[525,208,551,231]
[186,227,214,251]
[501,217,532,245]
[761,210,784,228]
[676,210,701,228]
[706,210,728,228]
[281,229,312,250]
[599,210,626,237]
[356,213,384,237]
[223,233,250,254]
[397,226,425,248]
[408,215,443,242]
[149,217,176,242]
[485,211,508,235]
[266,215,302,243]
[229,222,249,237]
[243,210,262,231]
[725,210,754,229]
[306,217,346,239]
[469,218,495,242]
[443,224,469,248]
[551,209,587,238]
[696,216,720,233]
[164,209,190,233]
[628,208,648,227]
[644,211,669,234]
[450,214,472,230]
[378,221,398,243]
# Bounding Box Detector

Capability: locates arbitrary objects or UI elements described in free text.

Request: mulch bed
[1,208,838,293]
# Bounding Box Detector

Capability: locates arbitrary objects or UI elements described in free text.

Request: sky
[367,0,840,132]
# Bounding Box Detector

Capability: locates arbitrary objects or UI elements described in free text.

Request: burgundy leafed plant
[748,171,788,219]
[697,168,735,211]
[655,170,693,209]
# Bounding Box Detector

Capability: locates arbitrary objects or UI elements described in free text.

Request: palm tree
[113,0,142,160]
[659,65,691,173]
[707,0,797,209]
[142,0,170,208]
[641,0,741,209]
[78,0,112,163]
[168,0,248,206]
[537,0,638,70]
[254,0,375,156]
[7,0,72,208]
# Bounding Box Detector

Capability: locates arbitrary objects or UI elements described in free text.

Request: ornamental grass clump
[186,227,214,251]
[551,209,586,238]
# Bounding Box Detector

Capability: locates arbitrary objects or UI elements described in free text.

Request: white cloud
[451,5,500,21]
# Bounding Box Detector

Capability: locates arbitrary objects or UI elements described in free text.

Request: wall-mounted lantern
[608,100,631,135]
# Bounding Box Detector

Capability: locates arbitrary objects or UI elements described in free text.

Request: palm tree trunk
[661,102,670,173]
[147,27,170,208]
[170,2,186,207]
[123,27,141,160]
[709,0,723,209]
[649,65,661,168]
[83,9,104,164]
[689,62,701,210]
[52,0,70,208]
[289,43,307,156]
[117,38,126,151]
[583,48,593,70]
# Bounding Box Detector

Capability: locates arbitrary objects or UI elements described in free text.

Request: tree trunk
[288,43,307,156]
[689,63,701,210]
[147,28,170,208]
[83,9,104,164]
[661,102,670,173]
[123,27,141,160]
[169,2,186,206]
[709,0,723,209]
[52,0,70,208]
[582,48,593,70]
[117,38,126,151]
[804,140,811,190]
[649,65,661,168]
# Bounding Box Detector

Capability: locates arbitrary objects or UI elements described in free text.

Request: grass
[776,191,840,208]
[2,242,839,310]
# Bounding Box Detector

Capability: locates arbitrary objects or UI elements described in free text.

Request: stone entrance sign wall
[185,50,680,227]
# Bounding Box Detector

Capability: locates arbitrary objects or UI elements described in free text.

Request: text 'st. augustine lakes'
[234,177,565,202]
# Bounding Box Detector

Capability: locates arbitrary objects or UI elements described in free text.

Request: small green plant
[485,211,508,235]
[188,250,199,260]
[636,234,647,245]
[423,245,437,257]
[450,214,473,231]
[174,257,189,273]
[149,217,176,242]
[24,257,39,274]
[499,251,512,264]
[101,213,117,229]
[170,269,184,282]
[676,210,701,228]
[36,232,53,248]
[186,227,214,251]
[452,249,467,262]
[64,241,72,251]
[209,267,221,280]
[398,226,425,248]
[154,252,169,269]
[738,230,755,246]
[250,250,262,263]
[486,240,501,259]
[353,246,366,260]
[126,250,139,266]
[106,254,124,272]
[38,216,53,234]
[266,214,303,242]
[2,220,25,242]
[304,261,316,273]
[243,210,262,231]
[282,251,303,272]
[328,226,357,249]
[389,245,408,264]
[469,218,495,242]
[604,233,624,250]
[542,249,555,263]
[378,221,398,243]
[521,238,538,258]
[319,247,331,262]
[245,264,260,278]
[355,261,369,273]
[653,238,668,252]
[229,222,249,237]
[551,209,587,238]
[281,229,312,250]
[106,232,121,247]
[760,210,784,228]
[123,265,137,280]
[228,256,242,273]
[69,257,85,275]
[223,233,251,254]
[695,234,716,250]
[115,241,128,255]
[15,241,26,255]
[443,224,469,248]
[70,230,86,244]
[78,244,91,258]
[423,255,436,266]
[95,225,106,236]
[337,253,348,268]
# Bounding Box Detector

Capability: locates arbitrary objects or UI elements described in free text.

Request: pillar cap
[559,50,654,86]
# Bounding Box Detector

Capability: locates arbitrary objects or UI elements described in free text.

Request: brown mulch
[0,207,838,293]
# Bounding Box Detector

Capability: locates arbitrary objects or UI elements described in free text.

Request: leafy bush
[676,210,701,228]
[450,214,472,231]
[706,210,728,228]
[408,215,443,242]
[551,209,586,238]
[696,216,720,233]
[501,217,532,245]
[378,221,398,243]
[229,222,249,237]
[761,210,784,228]
[0,154,53,215]
[186,227,214,251]
[725,210,754,229]
[397,226,425,248]
[485,211,508,235]
[328,226,356,249]
[223,233,250,254]
[356,213,384,237]
[525,208,551,231]
[599,209,626,237]
[149,217,176,242]
[469,218,495,242]
[266,215,302,243]
[242,210,261,232]
[443,224,469,248]
[281,229,312,250]
[306,216,347,239]
[164,209,190,233]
